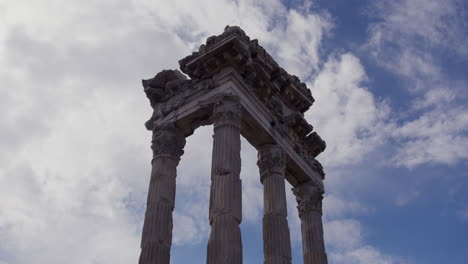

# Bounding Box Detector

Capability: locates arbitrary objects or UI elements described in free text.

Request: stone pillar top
[151,122,186,161]
[292,181,324,216]
[212,94,242,126]
[257,144,286,183]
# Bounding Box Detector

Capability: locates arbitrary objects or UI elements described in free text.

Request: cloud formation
[366,0,468,168]
[0,0,339,263]
[1,0,466,263]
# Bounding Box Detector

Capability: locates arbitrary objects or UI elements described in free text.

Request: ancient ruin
[138,26,327,264]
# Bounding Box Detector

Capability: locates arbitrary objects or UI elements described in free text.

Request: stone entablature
[179,26,325,167]
[138,26,328,264]
[143,25,326,183]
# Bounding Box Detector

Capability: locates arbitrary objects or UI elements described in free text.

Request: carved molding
[142,25,327,182]
[151,122,186,160]
[212,95,242,129]
[257,144,286,183]
[292,181,324,217]
[178,26,326,162]
[310,159,325,179]
[143,70,216,130]
[179,25,314,114]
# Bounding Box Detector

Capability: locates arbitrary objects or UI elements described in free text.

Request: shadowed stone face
[142,69,187,106]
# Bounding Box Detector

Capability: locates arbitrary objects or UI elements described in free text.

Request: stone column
[257,145,292,264]
[139,122,186,264]
[293,182,327,264]
[207,95,243,264]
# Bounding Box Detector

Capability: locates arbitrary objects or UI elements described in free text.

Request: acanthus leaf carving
[212,95,242,129]
[257,145,286,183]
[292,181,324,217]
[151,122,186,160]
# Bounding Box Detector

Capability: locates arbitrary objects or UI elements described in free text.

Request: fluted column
[293,182,327,264]
[207,95,243,264]
[139,122,186,264]
[258,145,292,264]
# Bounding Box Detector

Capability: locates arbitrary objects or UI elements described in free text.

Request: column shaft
[293,182,327,264]
[207,95,243,264]
[139,122,185,264]
[300,211,327,264]
[258,145,292,264]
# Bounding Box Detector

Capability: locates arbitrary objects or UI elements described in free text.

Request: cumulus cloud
[323,194,369,219]
[0,162,140,263]
[0,0,337,262]
[306,53,390,166]
[330,245,407,264]
[1,0,438,263]
[391,105,468,167]
[367,0,468,61]
[366,0,468,168]
[325,220,409,264]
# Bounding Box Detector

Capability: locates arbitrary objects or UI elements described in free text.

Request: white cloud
[325,219,363,250]
[0,0,421,263]
[0,0,334,261]
[366,0,468,168]
[306,53,390,167]
[173,213,200,245]
[367,0,467,59]
[324,219,409,264]
[391,106,468,167]
[324,195,369,219]
[330,245,407,264]
[262,9,332,79]
[0,162,140,263]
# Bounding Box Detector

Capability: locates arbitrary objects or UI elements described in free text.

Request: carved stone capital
[212,95,242,129]
[151,122,186,160]
[292,181,323,217]
[257,144,286,183]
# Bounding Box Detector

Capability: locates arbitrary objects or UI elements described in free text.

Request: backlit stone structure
[138,26,327,264]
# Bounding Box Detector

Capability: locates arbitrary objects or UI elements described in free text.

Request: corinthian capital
[292,181,323,217]
[257,144,286,183]
[151,122,186,159]
[212,95,242,128]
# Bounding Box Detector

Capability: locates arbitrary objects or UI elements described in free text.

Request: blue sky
[0,0,467,263]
